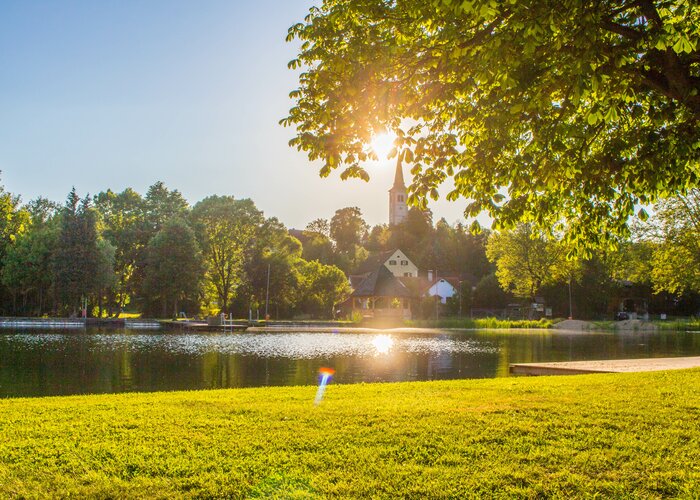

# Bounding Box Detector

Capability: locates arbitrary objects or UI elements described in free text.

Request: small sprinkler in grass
[314,367,335,406]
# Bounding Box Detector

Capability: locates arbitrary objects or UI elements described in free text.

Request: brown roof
[351,266,413,298]
[399,276,430,296]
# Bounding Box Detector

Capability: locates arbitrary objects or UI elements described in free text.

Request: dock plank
[510,356,700,376]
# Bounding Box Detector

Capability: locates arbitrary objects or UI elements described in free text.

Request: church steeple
[389,157,408,225]
[392,155,405,189]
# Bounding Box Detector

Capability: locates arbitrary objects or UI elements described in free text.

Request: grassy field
[405,317,554,329]
[589,319,700,331]
[1,371,698,498]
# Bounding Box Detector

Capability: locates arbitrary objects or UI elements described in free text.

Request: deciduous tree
[486,224,579,302]
[94,188,146,315]
[191,196,263,314]
[295,259,351,318]
[646,189,700,295]
[284,0,700,250]
[142,218,203,318]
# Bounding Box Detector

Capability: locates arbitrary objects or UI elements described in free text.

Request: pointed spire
[392,156,405,190]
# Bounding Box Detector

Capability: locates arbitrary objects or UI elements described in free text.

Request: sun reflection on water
[371,334,394,355]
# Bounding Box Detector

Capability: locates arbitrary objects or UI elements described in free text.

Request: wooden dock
[510,356,700,376]
[160,320,248,332]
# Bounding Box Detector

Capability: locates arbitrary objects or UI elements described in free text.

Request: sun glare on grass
[369,132,396,162]
[371,334,394,355]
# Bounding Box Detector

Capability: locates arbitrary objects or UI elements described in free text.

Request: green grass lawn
[406,317,554,329]
[1,371,698,498]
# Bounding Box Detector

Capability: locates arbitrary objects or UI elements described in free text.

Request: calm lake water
[1,328,699,398]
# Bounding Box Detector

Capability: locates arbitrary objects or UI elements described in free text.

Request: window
[397,195,404,202]
[389,260,397,266]
[401,260,408,266]
[404,272,412,277]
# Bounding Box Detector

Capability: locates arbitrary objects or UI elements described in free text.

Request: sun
[369,132,396,162]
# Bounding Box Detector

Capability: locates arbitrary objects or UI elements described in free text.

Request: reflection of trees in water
[3,331,700,397]
[117,344,133,392]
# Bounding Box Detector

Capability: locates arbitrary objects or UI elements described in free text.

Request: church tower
[389,157,408,225]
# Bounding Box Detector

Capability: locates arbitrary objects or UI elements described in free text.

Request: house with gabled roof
[353,249,419,279]
[424,275,461,304]
[348,249,421,320]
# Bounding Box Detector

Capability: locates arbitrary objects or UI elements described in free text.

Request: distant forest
[0,179,697,320]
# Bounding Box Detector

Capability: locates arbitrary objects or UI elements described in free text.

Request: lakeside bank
[1,316,699,334]
[1,369,698,497]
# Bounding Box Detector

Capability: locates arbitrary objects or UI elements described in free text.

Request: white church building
[389,157,408,225]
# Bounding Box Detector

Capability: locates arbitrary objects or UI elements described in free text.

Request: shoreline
[0,316,698,333]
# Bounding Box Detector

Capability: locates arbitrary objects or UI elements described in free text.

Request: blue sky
[0,0,469,229]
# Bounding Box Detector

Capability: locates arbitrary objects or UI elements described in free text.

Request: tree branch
[601,20,644,41]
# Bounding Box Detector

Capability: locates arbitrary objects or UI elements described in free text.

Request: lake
[1,328,699,398]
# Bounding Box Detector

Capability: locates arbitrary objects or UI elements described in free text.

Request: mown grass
[406,317,554,329]
[589,318,700,331]
[655,319,700,331]
[1,370,698,498]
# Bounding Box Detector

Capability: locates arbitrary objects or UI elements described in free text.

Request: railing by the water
[124,319,162,329]
[0,317,163,330]
[0,317,85,329]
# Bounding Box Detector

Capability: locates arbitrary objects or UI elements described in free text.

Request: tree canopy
[645,188,700,295]
[191,196,263,313]
[284,0,700,250]
[486,223,579,301]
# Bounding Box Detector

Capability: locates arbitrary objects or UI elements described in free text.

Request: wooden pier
[0,317,163,330]
[160,320,248,332]
[0,318,85,329]
[510,356,700,376]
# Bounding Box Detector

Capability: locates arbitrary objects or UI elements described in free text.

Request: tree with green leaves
[305,218,331,238]
[2,218,58,315]
[2,197,60,315]
[645,189,700,295]
[0,180,30,265]
[329,207,369,272]
[25,197,60,226]
[330,207,368,252]
[299,229,336,266]
[486,224,579,302]
[144,181,189,232]
[284,0,700,251]
[191,196,263,314]
[142,218,203,318]
[243,218,304,319]
[295,259,351,318]
[53,190,112,316]
[94,188,146,316]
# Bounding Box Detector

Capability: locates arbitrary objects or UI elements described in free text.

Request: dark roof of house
[399,276,430,296]
[351,265,413,298]
[352,249,395,276]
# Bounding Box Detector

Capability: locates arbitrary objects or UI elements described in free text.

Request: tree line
[0,178,697,320]
[0,181,349,319]
[299,198,700,320]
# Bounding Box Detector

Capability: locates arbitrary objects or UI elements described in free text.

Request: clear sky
[0,0,471,229]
